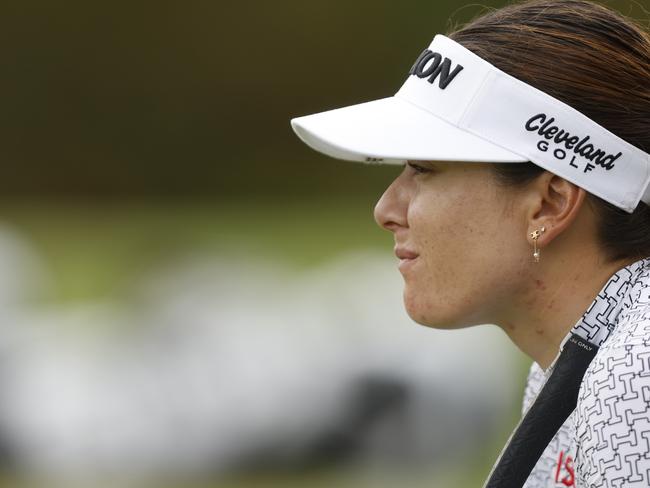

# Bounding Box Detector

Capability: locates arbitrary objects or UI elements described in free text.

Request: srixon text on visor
[408,49,464,89]
[526,113,621,173]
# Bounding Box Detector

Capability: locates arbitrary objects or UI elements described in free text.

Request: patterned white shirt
[522,256,650,488]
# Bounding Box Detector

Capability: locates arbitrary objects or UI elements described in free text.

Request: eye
[406,161,432,174]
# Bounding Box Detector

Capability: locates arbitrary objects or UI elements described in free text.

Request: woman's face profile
[374,160,531,330]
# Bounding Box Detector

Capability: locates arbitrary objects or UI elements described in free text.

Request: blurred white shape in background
[0,229,524,482]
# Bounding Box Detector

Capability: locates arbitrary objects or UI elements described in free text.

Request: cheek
[407,193,475,263]
[401,190,523,326]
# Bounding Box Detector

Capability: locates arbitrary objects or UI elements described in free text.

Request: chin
[404,298,455,329]
[411,316,470,330]
[403,293,477,330]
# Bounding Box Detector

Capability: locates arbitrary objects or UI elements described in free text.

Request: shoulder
[574,327,650,486]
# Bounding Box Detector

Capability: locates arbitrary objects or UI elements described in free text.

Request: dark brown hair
[448,0,650,264]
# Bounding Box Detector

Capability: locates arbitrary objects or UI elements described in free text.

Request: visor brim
[290,96,528,164]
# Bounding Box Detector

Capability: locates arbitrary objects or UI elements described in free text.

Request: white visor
[290,34,650,213]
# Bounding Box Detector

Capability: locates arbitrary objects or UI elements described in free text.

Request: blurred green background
[0,1,646,487]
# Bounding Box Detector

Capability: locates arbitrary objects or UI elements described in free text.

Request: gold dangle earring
[529,226,546,262]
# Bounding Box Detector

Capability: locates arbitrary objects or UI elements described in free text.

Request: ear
[525,171,588,248]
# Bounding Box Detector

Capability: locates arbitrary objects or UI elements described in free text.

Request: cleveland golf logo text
[526,113,621,173]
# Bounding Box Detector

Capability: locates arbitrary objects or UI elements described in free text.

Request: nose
[373,168,409,233]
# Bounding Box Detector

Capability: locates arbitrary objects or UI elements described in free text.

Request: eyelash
[406,162,432,174]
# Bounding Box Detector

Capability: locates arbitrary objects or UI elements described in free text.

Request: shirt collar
[571,256,650,347]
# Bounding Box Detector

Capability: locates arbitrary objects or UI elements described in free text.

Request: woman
[290,0,650,486]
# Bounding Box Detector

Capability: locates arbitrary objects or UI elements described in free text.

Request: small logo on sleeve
[525,113,621,173]
[555,450,575,486]
[408,49,464,89]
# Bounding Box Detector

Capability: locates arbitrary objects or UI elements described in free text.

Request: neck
[497,252,632,371]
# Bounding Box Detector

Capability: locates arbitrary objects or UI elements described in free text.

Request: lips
[394,247,419,260]
[396,247,419,274]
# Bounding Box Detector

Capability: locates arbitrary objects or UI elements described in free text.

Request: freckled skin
[373,160,637,369]
[374,161,532,330]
